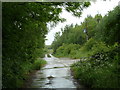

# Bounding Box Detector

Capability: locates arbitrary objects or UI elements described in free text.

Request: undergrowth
[32,59,47,70]
[71,46,120,88]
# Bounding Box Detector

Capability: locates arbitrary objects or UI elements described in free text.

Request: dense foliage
[52,14,102,55]
[52,6,120,88]
[55,43,81,58]
[71,45,120,88]
[95,6,120,45]
[2,2,90,88]
[52,24,86,53]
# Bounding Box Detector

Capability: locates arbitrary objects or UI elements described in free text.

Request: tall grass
[32,59,47,70]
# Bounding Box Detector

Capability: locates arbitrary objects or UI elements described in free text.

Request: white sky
[45,0,120,45]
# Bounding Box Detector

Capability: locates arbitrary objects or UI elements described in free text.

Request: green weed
[32,59,47,70]
[71,46,120,88]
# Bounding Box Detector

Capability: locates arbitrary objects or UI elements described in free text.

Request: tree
[2,2,91,88]
[95,6,120,45]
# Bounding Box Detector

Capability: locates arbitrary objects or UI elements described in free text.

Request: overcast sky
[45,0,120,45]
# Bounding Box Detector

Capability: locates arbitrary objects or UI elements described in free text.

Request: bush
[71,46,120,88]
[73,38,110,58]
[32,59,47,70]
[54,44,81,58]
[95,6,120,45]
[54,38,111,59]
[84,38,97,51]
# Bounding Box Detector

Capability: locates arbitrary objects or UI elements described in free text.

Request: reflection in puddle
[30,54,84,88]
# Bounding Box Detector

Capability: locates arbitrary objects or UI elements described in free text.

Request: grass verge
[32,59,47,70]
[22,58,47,87]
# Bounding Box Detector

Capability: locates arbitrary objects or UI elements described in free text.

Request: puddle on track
[29,54,84,88]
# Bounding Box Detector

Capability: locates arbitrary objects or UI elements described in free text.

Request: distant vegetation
[52,14,103,58]
[44,45,53,54]
[52,6,120,88]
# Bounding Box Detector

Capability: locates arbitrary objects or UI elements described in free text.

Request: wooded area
[52,6,120,88]
[2,2,90,88]
[2,2,120,88]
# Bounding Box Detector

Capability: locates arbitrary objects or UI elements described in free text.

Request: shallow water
[30,54,84,88]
